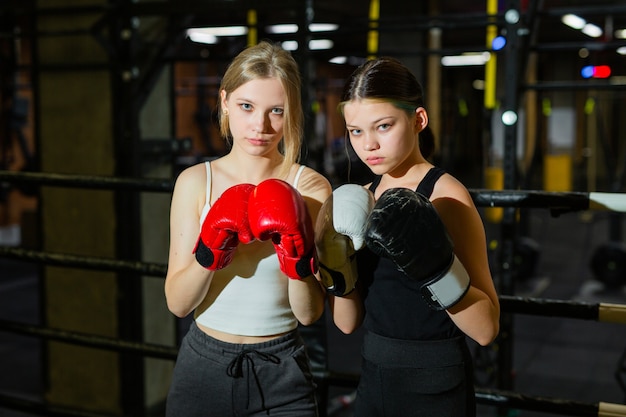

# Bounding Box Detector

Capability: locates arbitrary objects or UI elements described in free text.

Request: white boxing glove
[315,184,375,296]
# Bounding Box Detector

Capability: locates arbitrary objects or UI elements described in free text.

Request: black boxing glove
[365,187,470,310]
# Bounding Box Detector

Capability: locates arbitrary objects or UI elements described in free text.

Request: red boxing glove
[248,179,317,280]
[194,183,255,270]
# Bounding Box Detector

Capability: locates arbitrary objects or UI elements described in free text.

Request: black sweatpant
[354,331,475,417]
[166,322,318,417]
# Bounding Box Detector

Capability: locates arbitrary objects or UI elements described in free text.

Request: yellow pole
[367,0,380,59]
[484,0,502,222]
[484,0,497,110]
[247,9,257,46]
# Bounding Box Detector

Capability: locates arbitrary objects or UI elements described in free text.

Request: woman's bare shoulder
[172,161,209,197]
[433,172,473,204]
[177,161,207,179]
[295,165,332,196]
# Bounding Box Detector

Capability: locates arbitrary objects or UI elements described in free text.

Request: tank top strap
[416,167,446,198]
[368,175,382,193]
[366,168,445,198]
[204,161,212,206]
[199,161,212,224]
[293,164,306,188]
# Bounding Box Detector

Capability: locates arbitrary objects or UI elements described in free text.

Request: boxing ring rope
[4,170,626,213]
[0,286,623,356]
[0,246,167,276]
[2,170,626,416]
[499,295,626,324]
[475,389,626,417]
[0,170,173,192]
[0,392,118,417]
[0,319,178,360]
[472,189,626,214]
[319,373,626,417]
[3,386,625,417]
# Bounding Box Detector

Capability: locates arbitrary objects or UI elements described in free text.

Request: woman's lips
[247,138,269,146]
[366,156,384,165]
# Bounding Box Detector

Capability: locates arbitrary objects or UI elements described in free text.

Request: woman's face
[343,99,424,177]
[221,77,285,157]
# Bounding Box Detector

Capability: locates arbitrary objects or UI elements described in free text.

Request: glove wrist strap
[279,247,318,280]
[420,255,470,311]
[194,239,233,270]
[319,255,357,296]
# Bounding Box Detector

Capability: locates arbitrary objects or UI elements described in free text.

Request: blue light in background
[492,36,506,51]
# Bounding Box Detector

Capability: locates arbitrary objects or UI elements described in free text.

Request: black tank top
[357,167,462,340]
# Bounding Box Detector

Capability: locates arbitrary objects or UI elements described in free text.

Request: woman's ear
[220,89,228,110]
[414,107,429,132]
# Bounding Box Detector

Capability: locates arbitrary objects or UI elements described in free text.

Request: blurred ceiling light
[187,30,217,44]
[581,23,603,38]
[615,29,626,39]
[329,56,366,65]
[266,24,298,34]
[281,39,334,51]
[266,23,339,34]
[617,46,626,55]
[310,23,339,32]
[281,40,298,51]
[187,26,248,44]
[561,14,586,30]
[198,26,247,36]
[441,52,491,66]
[329,56,347,64]
[561,14,603,38]
[310,39,334,50]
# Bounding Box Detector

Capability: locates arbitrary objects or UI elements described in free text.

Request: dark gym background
[1,1,626,416]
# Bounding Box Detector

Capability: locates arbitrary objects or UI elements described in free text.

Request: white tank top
[194,162,307,336]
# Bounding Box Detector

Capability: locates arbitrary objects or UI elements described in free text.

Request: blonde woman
[165,41,331,417]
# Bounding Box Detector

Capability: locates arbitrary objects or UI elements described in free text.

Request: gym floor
[1,208,625,416]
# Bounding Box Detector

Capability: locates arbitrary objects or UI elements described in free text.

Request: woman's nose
[363,137,379,151]
[252,113,269,133]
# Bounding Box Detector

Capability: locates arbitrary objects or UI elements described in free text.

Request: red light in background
[593,65,611,78]
[581,65,611,79]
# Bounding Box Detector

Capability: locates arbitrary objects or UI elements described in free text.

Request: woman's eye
[272,108,284,115]
[240,103,252,111]
[378,123,391,131]
[350,129,362,136]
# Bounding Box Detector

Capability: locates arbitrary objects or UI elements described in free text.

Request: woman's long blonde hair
[218,41,303,178]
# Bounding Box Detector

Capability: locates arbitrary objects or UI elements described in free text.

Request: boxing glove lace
[248,179,317,280]
[365,187,470,310]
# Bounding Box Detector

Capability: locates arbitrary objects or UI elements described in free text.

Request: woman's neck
[219,151,286,184]
[379,161,432,190]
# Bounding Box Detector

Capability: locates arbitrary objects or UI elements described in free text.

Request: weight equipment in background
[590,239,626,289]
[588,95,626,290]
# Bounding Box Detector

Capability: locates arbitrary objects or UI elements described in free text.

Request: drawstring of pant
[226,349,281,414]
